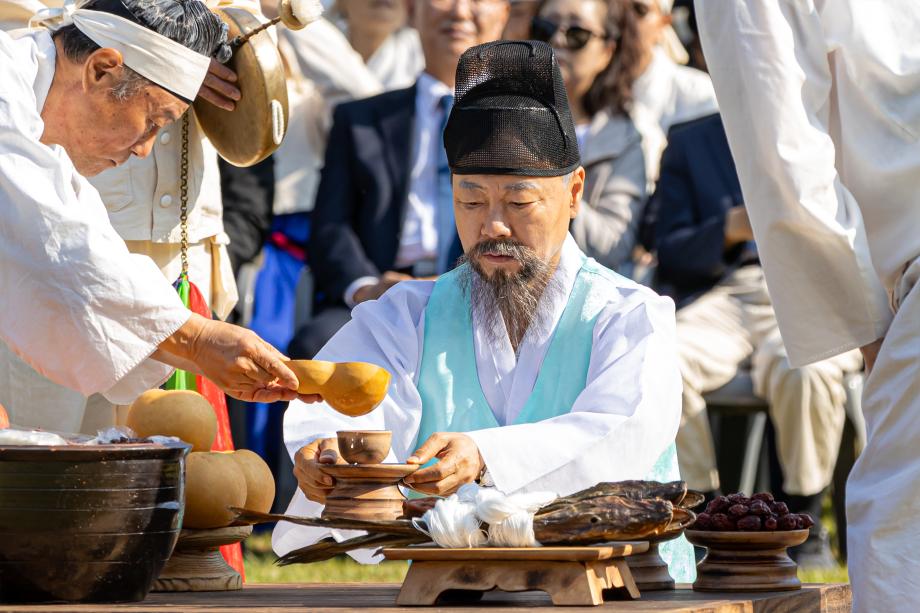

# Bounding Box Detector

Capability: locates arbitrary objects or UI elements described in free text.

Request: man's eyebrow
[155,103,182,124]
[504,181,540,192]
[458,180,485,190]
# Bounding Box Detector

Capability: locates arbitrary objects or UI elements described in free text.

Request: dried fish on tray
[233,480,699,565]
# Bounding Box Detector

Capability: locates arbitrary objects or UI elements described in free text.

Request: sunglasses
[531,16,607,51]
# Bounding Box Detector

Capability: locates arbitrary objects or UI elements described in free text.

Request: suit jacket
[220,156,274,275]
[654,113,748,305]
[309,85,417,309]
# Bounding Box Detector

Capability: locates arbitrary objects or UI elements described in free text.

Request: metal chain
[230,15,281,48]
[179,113,190,276]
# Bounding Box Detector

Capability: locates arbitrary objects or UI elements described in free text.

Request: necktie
[435,93,455,274]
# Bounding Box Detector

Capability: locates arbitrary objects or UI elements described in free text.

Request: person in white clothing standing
[696,2,920,610]
[0,0,262,432]
[0,0,311,423]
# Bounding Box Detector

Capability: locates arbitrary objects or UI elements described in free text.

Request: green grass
[800,566,848,584]
[242,532,849,585]
[243,532,408,584]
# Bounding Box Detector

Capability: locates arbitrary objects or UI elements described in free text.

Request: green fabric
[165,274,196,392]
[415,256,695,582]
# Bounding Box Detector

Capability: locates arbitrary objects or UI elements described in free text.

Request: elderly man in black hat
[276,40,695,582]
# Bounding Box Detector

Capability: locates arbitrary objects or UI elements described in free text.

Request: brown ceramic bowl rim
[0,441,191,462]
[685,528,809,548]
[336,430,392,435]
[318,463,418,479]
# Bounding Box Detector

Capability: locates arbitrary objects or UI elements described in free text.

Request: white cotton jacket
[272,19,383,215]
[696,0,916,366]
[0,29,189,401]
[0,0,260,244]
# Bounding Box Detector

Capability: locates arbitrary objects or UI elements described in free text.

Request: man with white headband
[0,0,268,432]
[0,0,313,430]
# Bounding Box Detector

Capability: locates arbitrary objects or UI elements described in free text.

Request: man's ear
[82,47,125,94]
[569,166,586,219]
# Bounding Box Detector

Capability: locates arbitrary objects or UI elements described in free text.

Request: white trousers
[675,266,861,495]
[848,257,920,613]
[0,237,236,435]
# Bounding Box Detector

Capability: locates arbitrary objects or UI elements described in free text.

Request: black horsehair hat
[444,40,581,177]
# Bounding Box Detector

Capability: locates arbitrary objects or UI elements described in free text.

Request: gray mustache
[469,239,532,260]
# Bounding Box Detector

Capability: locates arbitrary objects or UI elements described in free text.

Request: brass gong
[193,8,289,168]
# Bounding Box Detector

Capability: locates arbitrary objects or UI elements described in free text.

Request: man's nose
[447,0,475,21]
[131,134,156,158]
[481,214,512,239]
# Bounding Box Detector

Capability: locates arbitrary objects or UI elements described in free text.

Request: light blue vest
[415,254,696,583]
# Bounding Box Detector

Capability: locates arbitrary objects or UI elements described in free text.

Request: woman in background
[629,0,716,185]
[532,0,646,275]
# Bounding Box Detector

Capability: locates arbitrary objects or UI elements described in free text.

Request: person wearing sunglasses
[530,0,647,276]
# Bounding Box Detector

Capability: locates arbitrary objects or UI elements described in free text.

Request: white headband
[32,0,211,101]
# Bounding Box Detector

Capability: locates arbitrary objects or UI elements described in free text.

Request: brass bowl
[337,430,392,465]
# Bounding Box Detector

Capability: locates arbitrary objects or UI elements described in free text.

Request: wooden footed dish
[686,529,809,592]
[153,525,253,592]
[286,360,391,416]
[318,463,417,521]
[384,543,649,606]
[627,508,696,591]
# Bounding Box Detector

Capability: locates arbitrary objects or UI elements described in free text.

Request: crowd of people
[0,0,858,564]
[3,0,915,610]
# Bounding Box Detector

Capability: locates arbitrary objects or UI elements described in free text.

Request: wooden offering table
[3,583,851,612]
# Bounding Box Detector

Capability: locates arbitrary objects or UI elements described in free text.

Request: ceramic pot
[0,442,189,603]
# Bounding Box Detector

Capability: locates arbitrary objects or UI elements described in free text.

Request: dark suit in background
[220,156,275,277]
[654,113,744,306]
[289,84,460,359]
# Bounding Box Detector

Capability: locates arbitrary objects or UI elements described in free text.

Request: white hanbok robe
[0,29,188,423]
[697,2,920,611]
[273,235,682,558]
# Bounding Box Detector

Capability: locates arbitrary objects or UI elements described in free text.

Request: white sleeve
[283,281,433,463]
[696,0,891,366]
[0,70,189,398]
[467,293,682,496]
[275,281,432,559]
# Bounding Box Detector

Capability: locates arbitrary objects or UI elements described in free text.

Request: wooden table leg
[599,559,641,601]
[395,558,642,606]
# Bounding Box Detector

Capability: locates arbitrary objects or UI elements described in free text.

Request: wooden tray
[383,543,649,606]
